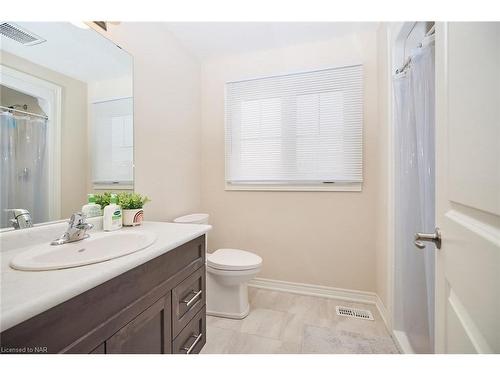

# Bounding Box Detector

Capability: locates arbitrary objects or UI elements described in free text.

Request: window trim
[225,182,362,192]
[93,182,134,191]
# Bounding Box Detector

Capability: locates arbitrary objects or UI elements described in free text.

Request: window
[91,97,133,188]
[225,65,363,191]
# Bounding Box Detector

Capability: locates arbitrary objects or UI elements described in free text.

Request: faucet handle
[69,212,86,226]
[68,212,93,231]
[5,208,33,229]
[4,208,30,216]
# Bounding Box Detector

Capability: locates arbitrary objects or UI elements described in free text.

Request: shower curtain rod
[395,25,436,75]
[0,105,48,120]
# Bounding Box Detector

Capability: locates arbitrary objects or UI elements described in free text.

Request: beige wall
[200,31,382,292]
[103,23,202,221]
[375,24,390,310]
[1,51,88,219]
[87,76,133,103]
[94,23,392,300]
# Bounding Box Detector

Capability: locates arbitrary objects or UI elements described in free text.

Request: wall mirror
[0,22,133,229]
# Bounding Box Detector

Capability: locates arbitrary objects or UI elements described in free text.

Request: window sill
[224,182,362,192]
[93,184,134,191]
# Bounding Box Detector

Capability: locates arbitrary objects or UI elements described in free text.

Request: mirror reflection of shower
[0,85,50,228]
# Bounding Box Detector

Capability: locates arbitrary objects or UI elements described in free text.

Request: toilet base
[206,268,256,319]
[206,304,250,320]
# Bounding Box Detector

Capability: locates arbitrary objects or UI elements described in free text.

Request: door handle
[415,228,442,249]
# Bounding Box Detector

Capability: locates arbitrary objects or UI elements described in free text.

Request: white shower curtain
[0,112,49,228]
[393,40,435,353]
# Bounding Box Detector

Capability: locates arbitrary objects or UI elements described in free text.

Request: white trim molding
[225,182,362,192]
[93,183,134,191]
[248,277,391,332]
[392,330,416,354]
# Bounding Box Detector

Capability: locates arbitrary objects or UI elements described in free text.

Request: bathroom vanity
[0,221,210,354]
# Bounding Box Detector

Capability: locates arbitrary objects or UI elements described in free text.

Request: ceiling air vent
[336,306,374,320]
[0,22,46,46]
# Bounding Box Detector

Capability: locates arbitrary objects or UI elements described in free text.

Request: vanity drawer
[172,265,205,337]
[172,306,206,354]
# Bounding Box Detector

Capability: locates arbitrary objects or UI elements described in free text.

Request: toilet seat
[207,248,262,271]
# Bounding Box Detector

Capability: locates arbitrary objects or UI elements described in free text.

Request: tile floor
[201,287,399,354]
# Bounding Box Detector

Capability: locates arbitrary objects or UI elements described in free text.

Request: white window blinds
[225,64,363,185]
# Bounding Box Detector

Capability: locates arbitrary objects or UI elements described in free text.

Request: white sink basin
[10,230,157,271]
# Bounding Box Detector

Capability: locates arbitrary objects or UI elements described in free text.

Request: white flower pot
[122,208,144,226]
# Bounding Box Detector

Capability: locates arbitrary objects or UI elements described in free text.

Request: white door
[434,22,500,353]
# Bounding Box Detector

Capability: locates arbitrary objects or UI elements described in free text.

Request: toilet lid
[207,249,262,271]
[173,213,209,224]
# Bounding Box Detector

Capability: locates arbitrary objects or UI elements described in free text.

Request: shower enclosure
[0,110,49,228]
[392,23,435,353]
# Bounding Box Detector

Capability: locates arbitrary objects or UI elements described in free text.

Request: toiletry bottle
[81,194,102,218]
[103,194,122,231]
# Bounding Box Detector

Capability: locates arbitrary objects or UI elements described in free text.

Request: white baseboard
[392,330,415,354]
[248,277,391,331]
[374,293,391,332]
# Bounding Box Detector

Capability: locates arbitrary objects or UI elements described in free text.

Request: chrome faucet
[51,212,94,246]
[6,209,33,229]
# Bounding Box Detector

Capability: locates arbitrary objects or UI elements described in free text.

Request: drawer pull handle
[181,333,203,354]
[182,290,202,307]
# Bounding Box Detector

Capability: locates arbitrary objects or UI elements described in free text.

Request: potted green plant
[94,192,112,210]
[117,192,150,226]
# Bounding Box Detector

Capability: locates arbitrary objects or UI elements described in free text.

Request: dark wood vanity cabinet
[0,235,207,354]
[106,296,172,354]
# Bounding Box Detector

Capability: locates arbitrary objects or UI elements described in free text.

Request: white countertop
[0,221,211,332]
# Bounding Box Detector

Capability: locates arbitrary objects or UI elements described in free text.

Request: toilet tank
[173,213,209,225]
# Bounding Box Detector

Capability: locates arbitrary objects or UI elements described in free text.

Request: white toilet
[173,213,262,319]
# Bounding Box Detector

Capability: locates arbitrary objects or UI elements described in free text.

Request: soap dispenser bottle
[103,194,122,231]
[81,194,102,218]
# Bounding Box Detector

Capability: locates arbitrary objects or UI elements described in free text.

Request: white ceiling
[1,23,378,80]
[165,22,379,60]
[1,22,132,83]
